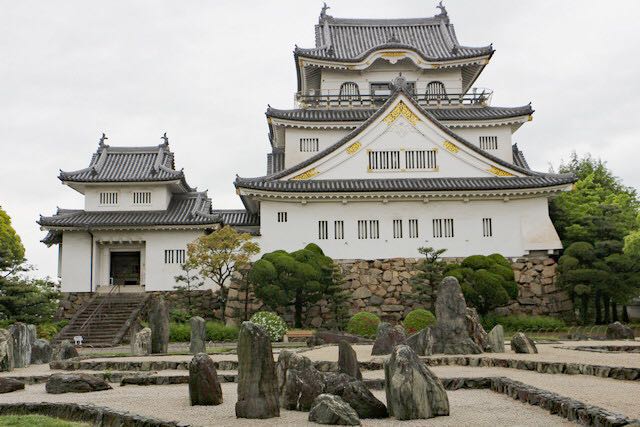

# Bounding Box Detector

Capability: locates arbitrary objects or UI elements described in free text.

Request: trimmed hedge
[346,312,380,338]
[481,314,566,332]
[169,321,239,342]
[403,309,436,334]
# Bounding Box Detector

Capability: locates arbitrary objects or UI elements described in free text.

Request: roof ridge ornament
[436,1,449,20]
[320,2,330,20]
[98,132,108,148]
[160,132,169,147]
[387,31,401,44]
[389,73,409,92]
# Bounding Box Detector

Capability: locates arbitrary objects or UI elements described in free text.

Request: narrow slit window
[299,138,319,152]
[318,220,328,240]
[99,192,118,205]
[277,212,288,223]
[334,220,344,239]
[368,150,401,170]
[357,220,367,239]
[405,150,437,170]
[133,191,151,205]
[408,219,419,238]
[483,218,493,237]
[369,220,380,239]
[432,218,454,238]
[393,219,403,239]
[479,136,498,150]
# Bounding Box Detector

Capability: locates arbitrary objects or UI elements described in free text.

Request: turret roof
[295,4,493,62]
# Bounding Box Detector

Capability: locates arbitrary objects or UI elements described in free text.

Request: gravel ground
[0,383,575,426]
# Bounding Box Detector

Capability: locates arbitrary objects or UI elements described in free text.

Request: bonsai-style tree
[187,225,259,322]
[248,243,337,328]
[411,247,447,308]
[173,260,205,317]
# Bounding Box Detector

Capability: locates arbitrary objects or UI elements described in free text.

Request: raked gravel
[0,382,575,427]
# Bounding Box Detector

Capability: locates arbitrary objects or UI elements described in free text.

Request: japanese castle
[39,4,576,293]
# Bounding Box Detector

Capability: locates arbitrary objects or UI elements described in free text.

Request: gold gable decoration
[383,101,420,126]
[346,141,361,155]
[291,168,319,180]
[443,140,459,153]
[488,166,514,177]
[382,52,405,58]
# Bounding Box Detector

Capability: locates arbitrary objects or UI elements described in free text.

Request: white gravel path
[0,383,575,426]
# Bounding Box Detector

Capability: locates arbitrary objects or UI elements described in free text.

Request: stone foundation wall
[58,256,574,328]
[55,293,94,320]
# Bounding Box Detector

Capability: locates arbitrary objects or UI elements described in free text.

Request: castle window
[368,150,401,170]
[432,218,454,238]
[99,192,118,206]
[318,220,329,240]
[358,220,379,239]
[482,218,493,237]
[299,138,319,152]
[405,150,437,170]
[426,81,447,101]
[334,220,344,239]
[164,249,186,264]
[479,136,498,150]
[339,82,360,101]
[277,212,288,223]
[133,191,152,205]
[409,219,419,238]
[393,220,403,239]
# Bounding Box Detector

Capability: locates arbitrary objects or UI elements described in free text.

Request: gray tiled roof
[235,175,577,193]
[41,230,62,246]
[266,105,533,123]
[38,192,219,229]
[213,209,260,227]
[296,12,493,62]
[512,144,530,170]
[59,143,192,190]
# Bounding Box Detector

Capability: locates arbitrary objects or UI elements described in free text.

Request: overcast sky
[2,0,639,279]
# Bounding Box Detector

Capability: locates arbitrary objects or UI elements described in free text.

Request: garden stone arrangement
[510,332,538,354]
[308,394,361,426]
[131,327,152,356]
[338,340,362,380]
[149,296,170,354]
[189,353,222,405]
[45,373,112,394]
[371,322,406,356]
[189,316,207,354]
[487,325,505,353]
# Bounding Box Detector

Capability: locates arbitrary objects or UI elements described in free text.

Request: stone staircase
[55,292,149,347]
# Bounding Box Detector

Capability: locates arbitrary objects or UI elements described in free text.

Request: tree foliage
[0,206,25,275]
[247,243,338,328]
[187,226,259,322]
[0,276,60,324]
[410,247,447,308]
[173,260,205,316]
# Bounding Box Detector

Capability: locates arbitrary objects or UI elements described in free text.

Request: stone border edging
[0,402,188,427]
[49,359,238,372]
[561,345,640,354]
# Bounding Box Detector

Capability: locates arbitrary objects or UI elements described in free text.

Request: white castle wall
[83,184,173,212]
[454,126,514,164]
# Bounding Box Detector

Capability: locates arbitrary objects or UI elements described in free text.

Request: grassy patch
[0,415,89,427]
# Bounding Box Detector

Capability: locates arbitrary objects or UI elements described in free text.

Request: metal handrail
[296,89,492,108]
[79,284,121,333]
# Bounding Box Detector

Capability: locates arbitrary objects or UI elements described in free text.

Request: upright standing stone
[0,329,14,372]
[323,373,388,419]
[9,323,31,368]
[510,332,538,354]
[148,297,169,354]
[371,323,406,356]
[406,327,433,356]
[487,325,505,353]
[338,340,362,380]
[431,277,482,354]
[31,339,53,364]
[189,316,207,354]
[189,353,223,405]
[53,340,79,360]
[236,322,279,419]
[276,350,325,411]
[27,324,37,344]
[465,308,490,351]
[384,345,449,420]
[606,322,635,340]
[131,327,152,356]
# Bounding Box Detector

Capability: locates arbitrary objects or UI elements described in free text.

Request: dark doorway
[110,251,140,286]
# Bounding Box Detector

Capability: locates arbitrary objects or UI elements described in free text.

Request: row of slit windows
[99,191,152,206]
[368,150,437,170]
[479,136,498,150]
[303,217,494,239]
[338,81,447,100]
[164,249,186,264]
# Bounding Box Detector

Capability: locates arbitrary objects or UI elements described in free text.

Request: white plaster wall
[259,197,562,259]
[84,184,172,212]
[455,126,514,163]
[284,128,351,168]
[60,231,92,292]
[320,64,463,96]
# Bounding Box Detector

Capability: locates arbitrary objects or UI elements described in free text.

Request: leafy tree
[324,263,350,330]
[0,207,25,275]
[248,243,337,328]
[173,261,205,317]
[624,230,640,258]
[444,254,518,315]
[410,247,447,308]
[0,276,60,324]
[187,225,260,322]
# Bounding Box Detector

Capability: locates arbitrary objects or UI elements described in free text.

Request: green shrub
[206,321,239,342]
[346,311,380,338]
[36,321,68,341]
[403,309,436,334]
[169,308,191,323]
[169,322,191,342]
[461,255,494,270]
[250,311,288,342]
[481,314,566,332]
[488,253,512,268]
